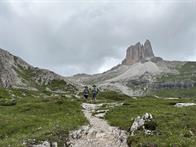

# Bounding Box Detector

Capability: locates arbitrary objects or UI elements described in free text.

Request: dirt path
[68,103,128,147]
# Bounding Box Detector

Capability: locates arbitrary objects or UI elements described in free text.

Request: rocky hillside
[0,48,76,93]
[69,40,196,96]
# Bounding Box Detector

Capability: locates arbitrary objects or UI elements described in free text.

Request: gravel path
[69,103,128,147]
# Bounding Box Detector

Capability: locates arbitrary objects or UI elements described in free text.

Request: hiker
[83,86,89,100]
[92,85,99,102]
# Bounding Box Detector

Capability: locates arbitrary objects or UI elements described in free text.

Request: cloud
[0,0,195,76]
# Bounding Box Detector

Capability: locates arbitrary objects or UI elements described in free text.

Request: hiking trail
[68,103,128,147]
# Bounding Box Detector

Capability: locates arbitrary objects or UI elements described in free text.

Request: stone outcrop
[122,40,155,65]
[129,113,158,136]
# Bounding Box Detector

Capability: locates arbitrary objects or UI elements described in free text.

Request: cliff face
[122,40,155,65]
[0,48,31,88]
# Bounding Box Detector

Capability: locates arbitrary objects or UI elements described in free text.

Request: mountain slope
[0,48,76,93]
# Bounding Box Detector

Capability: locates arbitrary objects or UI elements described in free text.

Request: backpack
[83,88,89,96]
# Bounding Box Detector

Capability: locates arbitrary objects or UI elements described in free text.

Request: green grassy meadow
[105,97,196,147]
[0,85,196,147]
[0,88,86,147]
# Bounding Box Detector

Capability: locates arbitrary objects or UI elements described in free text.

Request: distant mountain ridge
[69,40,196,96]
[1,40,196,97]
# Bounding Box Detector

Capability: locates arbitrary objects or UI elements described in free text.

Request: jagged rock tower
[122,40,155,65]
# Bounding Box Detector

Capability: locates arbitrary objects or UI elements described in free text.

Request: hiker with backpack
[92,85,99,102]
[83,86,89,100]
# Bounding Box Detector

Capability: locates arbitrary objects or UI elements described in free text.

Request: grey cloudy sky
[0,0,196,76]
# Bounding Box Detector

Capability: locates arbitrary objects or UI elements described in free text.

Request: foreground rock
[130,113,158,136]
[68,103,128,147]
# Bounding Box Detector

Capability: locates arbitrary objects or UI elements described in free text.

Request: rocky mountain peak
[0,48,32,69]
[122,40,155,65]
[143,40,154,58]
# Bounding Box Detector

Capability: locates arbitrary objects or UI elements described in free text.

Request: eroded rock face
[143,40,154,58]
[0,48,31,88]
[152,81,195,90]
[122,40,155,65]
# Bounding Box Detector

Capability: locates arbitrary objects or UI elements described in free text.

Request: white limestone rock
[130,113,155,136]
[175,103,196,107]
